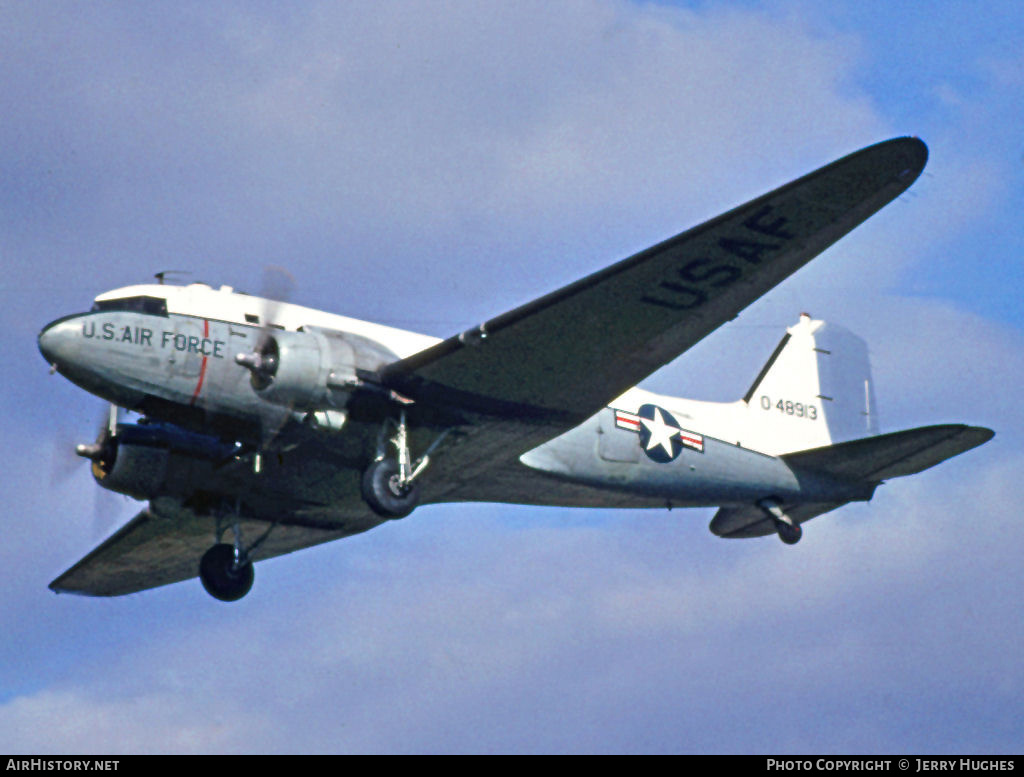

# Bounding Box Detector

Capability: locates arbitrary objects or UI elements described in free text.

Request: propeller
[235,334,279,390]
[74,402,118,476]
[50,403,116,486]
[49,424,84,486]
[234,266,298,458]
[236,266,294,389]
[50,402,129,539]
[92,475,129,540]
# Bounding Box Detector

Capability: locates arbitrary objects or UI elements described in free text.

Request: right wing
[383,138,929,505]
[382,138,928,430]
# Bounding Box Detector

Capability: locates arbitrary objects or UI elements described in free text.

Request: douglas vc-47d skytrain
[38,137,993,601]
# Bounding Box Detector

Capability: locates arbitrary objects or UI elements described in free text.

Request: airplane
[37,136,993,602]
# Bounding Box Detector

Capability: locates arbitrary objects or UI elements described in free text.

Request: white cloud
[219,2,887,239]
[0,689,264,754]
[1,1,893,320]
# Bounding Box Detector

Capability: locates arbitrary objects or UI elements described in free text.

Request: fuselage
[38,282,871,515]
[38,282,437,418]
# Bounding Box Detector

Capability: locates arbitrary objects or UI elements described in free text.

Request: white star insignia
[640,407,679,456]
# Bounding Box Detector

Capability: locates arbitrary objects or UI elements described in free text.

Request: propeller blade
[49,430,82,485]
[234,266,300,456]
[92,488,130,540]
[256,265,295,347]
[107,402,118,437]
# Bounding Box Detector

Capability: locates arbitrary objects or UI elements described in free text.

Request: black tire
[361,458,420,519]
[776,521,802,545]
[199,543,254,602]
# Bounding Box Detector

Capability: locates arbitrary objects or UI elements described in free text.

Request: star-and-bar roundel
[614,404,705,463]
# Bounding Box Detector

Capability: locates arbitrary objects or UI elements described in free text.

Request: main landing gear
[758,498,803,545]
[199,520,274,601]
[199,543,253,602]
[361,410,450,519]
[362,458,420,518]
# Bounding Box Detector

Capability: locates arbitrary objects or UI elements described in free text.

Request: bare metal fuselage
[39,285,870,529]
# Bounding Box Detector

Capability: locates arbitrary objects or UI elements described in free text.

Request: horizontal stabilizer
[710,424,993,540]
[711,501,846,539]
[782,424,994,483]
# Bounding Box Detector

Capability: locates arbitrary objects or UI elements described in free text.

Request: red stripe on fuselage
[680,433,703,449]
[190,319,210,406]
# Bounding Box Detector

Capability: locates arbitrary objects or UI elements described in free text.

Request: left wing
[381,138,928,431]
[50,500,357,597]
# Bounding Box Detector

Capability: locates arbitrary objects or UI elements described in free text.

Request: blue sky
[1,0,1021,754]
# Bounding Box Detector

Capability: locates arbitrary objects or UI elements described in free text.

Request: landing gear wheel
[362,458,420,519]
[775,520,802,545]
[199,543,254,601]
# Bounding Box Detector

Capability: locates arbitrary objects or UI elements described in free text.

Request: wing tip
[962,424,996,449]
[873,135,928,186]
[48,578,97,597]
[899,135,928,176]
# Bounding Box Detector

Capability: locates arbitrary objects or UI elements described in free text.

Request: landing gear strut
[759,498,803,545]
[361,410,451,519]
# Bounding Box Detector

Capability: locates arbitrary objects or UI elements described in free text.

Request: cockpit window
[91,296,169,316]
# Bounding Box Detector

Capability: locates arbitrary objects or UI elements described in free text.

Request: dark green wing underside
[50,500,358,597]
[382,138,928,427]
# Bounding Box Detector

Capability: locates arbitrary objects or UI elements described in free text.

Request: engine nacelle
[87,422,237,500]
[93,441,169,499]
[236,327,398,411]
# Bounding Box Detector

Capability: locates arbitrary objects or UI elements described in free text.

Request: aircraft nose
[38,315,81,367]
[38,322,58,364]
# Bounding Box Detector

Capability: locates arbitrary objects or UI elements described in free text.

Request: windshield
[91,296,168,316]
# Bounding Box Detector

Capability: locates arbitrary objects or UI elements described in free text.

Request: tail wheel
[199,543,254,601]
[362,458,420,519]
[776,520,803,545]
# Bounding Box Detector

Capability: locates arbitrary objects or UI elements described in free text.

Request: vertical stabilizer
[740,315,877,455]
